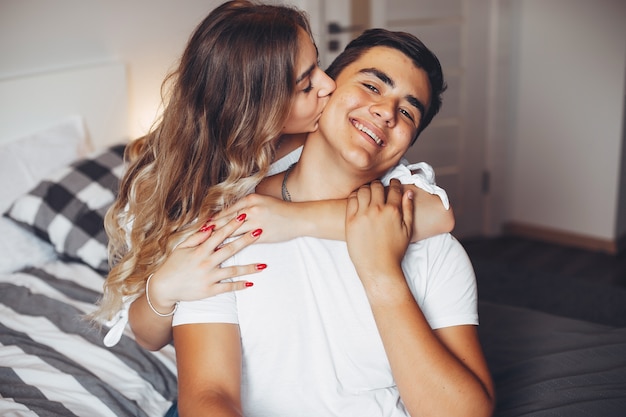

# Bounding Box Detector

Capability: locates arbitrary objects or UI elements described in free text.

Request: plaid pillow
[4,144,127,273]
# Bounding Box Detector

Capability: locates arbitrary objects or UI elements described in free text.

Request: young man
[172,29,495,417]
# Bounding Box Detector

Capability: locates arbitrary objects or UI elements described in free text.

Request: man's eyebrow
[360,68,394,88]
[406,95,426,118]
[359,68,426,117]
[296,63,316,84]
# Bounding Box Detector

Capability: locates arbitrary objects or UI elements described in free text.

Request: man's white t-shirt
[174,232,477,416]
[103,146,450,347]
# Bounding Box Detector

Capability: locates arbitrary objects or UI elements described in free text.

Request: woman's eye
[302,82,313,93]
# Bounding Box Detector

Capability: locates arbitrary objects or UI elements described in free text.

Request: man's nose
[370,99,396,127]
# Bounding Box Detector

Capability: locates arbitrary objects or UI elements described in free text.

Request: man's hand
[345,179,414,284]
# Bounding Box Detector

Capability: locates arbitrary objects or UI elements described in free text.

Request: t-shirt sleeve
[173,290,239,326]
[404,234,478,329]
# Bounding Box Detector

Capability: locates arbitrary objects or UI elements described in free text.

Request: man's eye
[363,83,379,93]
[400,108,415,122]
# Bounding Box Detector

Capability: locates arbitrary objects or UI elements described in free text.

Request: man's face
[318,46,432,179]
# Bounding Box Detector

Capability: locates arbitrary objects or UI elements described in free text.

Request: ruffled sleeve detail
[103,295,138,347]
[380,160,450,210]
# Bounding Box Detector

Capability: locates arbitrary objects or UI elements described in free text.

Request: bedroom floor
[460,235,626,327]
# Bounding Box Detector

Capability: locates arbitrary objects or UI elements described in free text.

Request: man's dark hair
[326,28,446,143]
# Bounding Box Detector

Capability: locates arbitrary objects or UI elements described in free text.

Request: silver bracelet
[145,273,178,317]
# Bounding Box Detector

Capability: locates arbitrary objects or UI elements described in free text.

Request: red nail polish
[245,282,254,287]
[252,228,263,237]
[199,224,215,233]
[237,213,247,222]
[255,263,267,270]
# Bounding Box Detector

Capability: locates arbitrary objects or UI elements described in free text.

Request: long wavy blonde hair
[92,0,312,321]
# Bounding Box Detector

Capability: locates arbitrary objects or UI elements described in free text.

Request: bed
[478,301,626,416]
[1,65,625,417]
[0,63,178,416]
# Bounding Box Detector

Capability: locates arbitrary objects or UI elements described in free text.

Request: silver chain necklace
[281,163,296,202]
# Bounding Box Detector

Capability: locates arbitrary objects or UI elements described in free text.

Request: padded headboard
[0,62,128,150]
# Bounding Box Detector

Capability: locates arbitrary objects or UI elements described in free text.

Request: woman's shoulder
[275,133,306,160]
[267,135,305,177]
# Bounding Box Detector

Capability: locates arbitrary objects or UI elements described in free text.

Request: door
[293,0,353,68]
[292,0,493,238]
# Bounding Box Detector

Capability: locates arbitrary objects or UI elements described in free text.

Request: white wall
[0,0,232,138]
[0,0,316,140]
[506,0,626,241]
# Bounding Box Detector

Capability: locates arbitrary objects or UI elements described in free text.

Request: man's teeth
[355,122,383,146]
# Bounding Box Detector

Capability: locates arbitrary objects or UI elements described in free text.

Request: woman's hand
[146,214,266,314]
[345,179,414,284]
[211,194,302,243]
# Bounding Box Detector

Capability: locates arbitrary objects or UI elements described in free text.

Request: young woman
[93,0,454,350]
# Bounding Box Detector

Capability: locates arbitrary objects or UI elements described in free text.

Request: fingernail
[407,190,414,200]
[255,263,267,271]
[251,228,263,237]
[245,282,254,287]
[237,213,247,222]
[199,223,215,233]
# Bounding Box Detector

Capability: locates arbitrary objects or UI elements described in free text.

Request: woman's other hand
[146,214,266,314]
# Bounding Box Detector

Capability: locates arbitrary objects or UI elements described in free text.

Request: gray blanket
[479,301,626,417]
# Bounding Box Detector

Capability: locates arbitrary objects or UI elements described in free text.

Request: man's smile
[352,119,385,147]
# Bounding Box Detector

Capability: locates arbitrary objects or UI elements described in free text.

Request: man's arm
[345,180,495,417]
[173,323,243,417]
[366,288,494,417]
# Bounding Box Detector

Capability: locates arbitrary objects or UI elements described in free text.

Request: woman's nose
[318,72,336,97]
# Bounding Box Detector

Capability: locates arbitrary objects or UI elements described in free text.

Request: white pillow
[0,217,56,272]
[0,116,90,272]
[0,115,90,213]
[4,144,127,274]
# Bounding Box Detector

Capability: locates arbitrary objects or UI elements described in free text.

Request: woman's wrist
[145,274,178,317]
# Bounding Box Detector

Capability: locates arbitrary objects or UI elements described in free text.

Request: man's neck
[257,131,382,202]
[282,132,377,202]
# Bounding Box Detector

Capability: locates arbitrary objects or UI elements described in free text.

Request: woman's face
[281,29,336,135]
